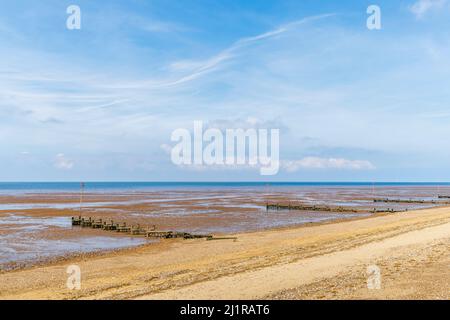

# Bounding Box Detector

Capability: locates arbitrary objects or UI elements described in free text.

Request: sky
[1,0,450,182]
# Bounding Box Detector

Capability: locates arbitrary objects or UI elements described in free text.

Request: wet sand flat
[0,206,448,300]
[1,185,449,270]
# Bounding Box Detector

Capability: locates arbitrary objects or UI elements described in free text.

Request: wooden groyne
[265,203,404,214]
[373,198,450,205]
[267,203,359,213]
[71,216,233,240]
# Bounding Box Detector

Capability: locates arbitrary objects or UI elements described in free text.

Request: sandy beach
[1,185,446,270]
[0,205,448,300]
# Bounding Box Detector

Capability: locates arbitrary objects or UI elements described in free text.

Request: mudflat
[0,206,448,300]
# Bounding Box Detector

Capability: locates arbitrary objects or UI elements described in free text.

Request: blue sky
[1,0,450,181]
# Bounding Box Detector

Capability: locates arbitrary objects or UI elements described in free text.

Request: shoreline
[7,184,429,272]
[1,209,382,273]
[0,206,449,299]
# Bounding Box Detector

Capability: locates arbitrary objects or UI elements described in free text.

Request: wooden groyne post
[266,203,361,213]
[71,216,229,241]
[265,203,406,214]
[373,198,450,205]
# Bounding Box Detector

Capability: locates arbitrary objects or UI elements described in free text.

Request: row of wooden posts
[73,195,450,239]
[71,216,229,240]
[266,195,450,213]
[265,203,404,213]
[373,198,450,204]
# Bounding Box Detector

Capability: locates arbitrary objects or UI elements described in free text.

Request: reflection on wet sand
[1,185,449,270]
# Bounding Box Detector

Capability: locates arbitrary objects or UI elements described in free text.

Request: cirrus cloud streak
[282,157,375,172]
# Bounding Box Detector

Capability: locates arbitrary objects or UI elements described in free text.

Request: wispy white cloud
[54,154,74,170]
[134,19,192,33]
[159,157,374,174]
[409,0,447,19]
[114,13,336,90]
[0,12,337,123]
[160,143,172,155]
[3,2,450,180]
[282,157,376,171]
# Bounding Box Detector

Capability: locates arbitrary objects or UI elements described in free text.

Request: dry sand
[0,206,448,300]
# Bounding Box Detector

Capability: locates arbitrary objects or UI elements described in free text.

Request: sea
[1,181,449,194]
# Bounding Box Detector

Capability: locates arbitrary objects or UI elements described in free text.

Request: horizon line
[1,181,450,184]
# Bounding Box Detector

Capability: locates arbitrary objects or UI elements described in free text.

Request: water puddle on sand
[0,214,150,270]
[0,194,243,211]
[0,214,70,229]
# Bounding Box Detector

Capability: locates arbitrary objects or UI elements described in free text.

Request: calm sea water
[1,182,449,194]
